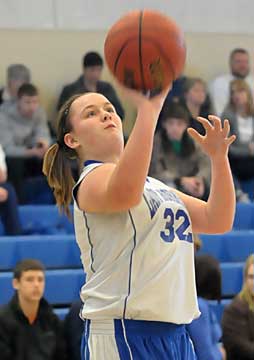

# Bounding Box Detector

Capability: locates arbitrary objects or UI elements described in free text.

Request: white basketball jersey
[73,162,200,324]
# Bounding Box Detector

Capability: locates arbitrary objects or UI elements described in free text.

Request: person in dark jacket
[57,51,125,120]
[222,253,254,360]
[0,259,67,360]
[64,299,83,360]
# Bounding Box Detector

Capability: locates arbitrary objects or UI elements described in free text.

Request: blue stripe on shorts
[81,319,91,360]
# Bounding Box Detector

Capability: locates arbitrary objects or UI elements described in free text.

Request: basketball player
[43,84,236,359]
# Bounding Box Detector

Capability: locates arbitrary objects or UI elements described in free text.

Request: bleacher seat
[0,235,81,271]
[220,262,243,296]
[200,231,254,262]
[0,269,85,305]
[54,307,69,320]
[0,205,74,236]
[233,203,254,230]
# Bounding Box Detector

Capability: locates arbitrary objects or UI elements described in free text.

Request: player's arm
[174,115,236,234]
[77,86,171,213]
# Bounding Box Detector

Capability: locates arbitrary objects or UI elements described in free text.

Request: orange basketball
[104,9,186,93]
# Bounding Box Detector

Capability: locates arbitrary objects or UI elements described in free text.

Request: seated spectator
[0,83,51,201]
[0,64,31,106]
[64,299,83,360]
[0,144,22,235]
[222,79,254,186]
[149,104,210,200]
[0,259,67,359]
[222,253,254,360]
[187,255,226,360]
[57,51,124,119]
[209,48,254,115]
[181,77,214,135]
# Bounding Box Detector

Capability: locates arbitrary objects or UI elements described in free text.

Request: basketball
[104,9,186,93]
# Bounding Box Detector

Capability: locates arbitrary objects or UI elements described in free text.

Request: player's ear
[64,133,80,149]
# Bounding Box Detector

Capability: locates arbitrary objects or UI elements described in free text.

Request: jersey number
[160,208,192,243]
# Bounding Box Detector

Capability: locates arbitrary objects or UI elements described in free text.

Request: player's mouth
[104,122,117,129]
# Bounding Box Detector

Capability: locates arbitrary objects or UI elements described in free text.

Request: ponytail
[43,94,82,217]
[43,143,74,217]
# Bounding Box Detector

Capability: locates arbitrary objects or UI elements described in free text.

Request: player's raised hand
[187,115,236,158]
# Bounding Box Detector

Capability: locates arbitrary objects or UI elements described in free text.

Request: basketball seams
[113,40,131,75]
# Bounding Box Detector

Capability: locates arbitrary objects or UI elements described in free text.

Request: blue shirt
[187,297,222,360]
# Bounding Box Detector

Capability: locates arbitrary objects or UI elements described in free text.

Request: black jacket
[0,294,67,360]
[57,75,125,120]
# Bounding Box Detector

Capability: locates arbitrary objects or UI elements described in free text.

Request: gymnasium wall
[0,0,253,134]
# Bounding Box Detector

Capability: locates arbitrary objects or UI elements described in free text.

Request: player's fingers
[196,116,213,133]
[225,134,236,146]
[208,115,222,132]
[222,119,230,138]
[187,127,204,145]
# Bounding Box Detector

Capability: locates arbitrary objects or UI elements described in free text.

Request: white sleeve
[209,75,231,116]
[0,145,7,174]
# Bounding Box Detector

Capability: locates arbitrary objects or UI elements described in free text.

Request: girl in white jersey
[43,85,236,360]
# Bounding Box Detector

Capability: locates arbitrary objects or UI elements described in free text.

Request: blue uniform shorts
[81,319,196,359]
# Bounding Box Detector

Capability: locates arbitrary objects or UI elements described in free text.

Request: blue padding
[200,231,254,262]
[233,203,254,230]
[0,269,85,305]
[19,205,74,234]
[220,262,243,296]
[54,307,70,320]
[0,235,81,271]
[208,299,231,323]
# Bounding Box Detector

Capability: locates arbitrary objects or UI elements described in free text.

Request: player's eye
[106,107,115,113]
[86,110,97,118]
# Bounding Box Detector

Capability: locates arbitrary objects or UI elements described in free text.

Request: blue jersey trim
[83,212,95,273]
[84,160,103,167]
[123,210,137,318]
[80,319,90,360]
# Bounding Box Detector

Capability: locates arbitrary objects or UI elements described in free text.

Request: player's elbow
[211,220,233,234]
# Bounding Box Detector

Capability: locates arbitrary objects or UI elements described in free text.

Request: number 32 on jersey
[160,208,193,243]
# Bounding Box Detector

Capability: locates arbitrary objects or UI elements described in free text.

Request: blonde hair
[239,253,254,311]
[43,94,82,217]
[229,79,254,116]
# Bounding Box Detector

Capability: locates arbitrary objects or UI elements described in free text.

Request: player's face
[65,93,124,161]
[163,118,188,141]
[18,95,39,118]
[13,270,45,303]
[245,263,254,295]
[84,66,103,84]
[231,53,250,78]
[186,82,206,106]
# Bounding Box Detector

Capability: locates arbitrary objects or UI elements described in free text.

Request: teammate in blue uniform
[43,84,236,359]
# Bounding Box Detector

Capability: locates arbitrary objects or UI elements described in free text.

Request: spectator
[209,48,254,115]
[150,104,210,200]
[57,51,124,119]
[64,299,83,360]
[0,259,67,359]
[0,144,22,235]
[222,253,254,360]
[187,255,226,360]
[0,83,51,201]
[0,64,31,106]
[181,77,214,135]
[222,79,254,186]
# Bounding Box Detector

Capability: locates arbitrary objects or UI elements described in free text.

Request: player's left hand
[187,115,236,159]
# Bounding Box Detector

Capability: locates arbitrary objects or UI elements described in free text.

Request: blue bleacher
[0,205,74,236]
[0,235,81,271]
[200,231,254,262]
[0,269,85,305]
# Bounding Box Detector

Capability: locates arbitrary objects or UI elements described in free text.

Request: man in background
[0,259,67,360]
[57,51,125,119]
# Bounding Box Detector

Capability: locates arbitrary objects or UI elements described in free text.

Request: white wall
[0,0,253,34]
